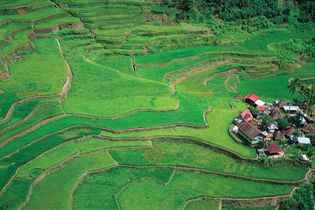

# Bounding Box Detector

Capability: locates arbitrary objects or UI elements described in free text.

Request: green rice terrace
[0,0,314,209]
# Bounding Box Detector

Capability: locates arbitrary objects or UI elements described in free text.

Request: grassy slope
[185,199,220,210]
[0,38,67,118]
[17,138,152,178]
[24,151,117,210]
[117,171,293,210]
[110,140,307,181]
[0,0,314,209]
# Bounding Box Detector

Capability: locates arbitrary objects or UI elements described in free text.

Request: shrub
[249,106,260,118]
[161,0,314,25]
[262,114,273,129]
[279,184,314,210]
[276,118,289,131]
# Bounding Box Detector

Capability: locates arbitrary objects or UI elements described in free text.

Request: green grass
[224,207,275,210]
[17,143,79,178]
[185,199,220,210]
[110,140,307,181]
[17,138,152,178]
[0,127,100,190]
[0,178,32,210]
[0,1,314,209]
[75,137,152,153]
[117,170,293,210]
[0,38,67,118]
[0,29,31,58]
[0,98,43,130]
[74,167,174,210]
[238,58,315,101]
[0,102,62,144]
[102,102,255,158]
[0,6,64,23]
[35,16,81,31]
[17,137,152,178]
[24,151,117,210]
[62,55,176,117]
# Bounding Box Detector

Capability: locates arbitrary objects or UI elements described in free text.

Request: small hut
[273,131,285,141]
[265,144,284,157]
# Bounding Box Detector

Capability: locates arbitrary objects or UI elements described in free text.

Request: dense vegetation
[279,180,315,210]
[161,0,315,24]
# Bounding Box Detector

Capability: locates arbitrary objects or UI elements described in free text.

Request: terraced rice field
[0,0,314,209]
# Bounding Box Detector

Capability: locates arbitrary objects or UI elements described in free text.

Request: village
[232,93,315,161]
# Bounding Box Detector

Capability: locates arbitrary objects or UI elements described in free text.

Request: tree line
[161,0,315,24]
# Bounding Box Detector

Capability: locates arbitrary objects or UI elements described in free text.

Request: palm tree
[305,84,315,114]
[288,78,314,115]
[288,78,301,94]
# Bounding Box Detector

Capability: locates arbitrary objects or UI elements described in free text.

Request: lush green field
[0,0,314,209]
[185,199,220,210]
[117,170,292,210]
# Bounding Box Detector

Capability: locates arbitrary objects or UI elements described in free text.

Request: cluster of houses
[232,94,315,159]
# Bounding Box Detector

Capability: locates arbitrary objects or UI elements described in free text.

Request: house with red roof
[265,144,284,158]
[245,94,259,105]
[255,99,266,111]
[245,94,266,111]
[240,109,253,122]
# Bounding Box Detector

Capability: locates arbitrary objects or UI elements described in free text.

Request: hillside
[0,0,314,209]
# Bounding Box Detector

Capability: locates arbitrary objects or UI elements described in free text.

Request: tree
[288,115,301,128]
[259,156,273,167]
[288,78,315,114]
[288,78,301,94]
[276,118,289,131]
[279,184,314,210]
[249,106,260,118]
[261,114,273,129]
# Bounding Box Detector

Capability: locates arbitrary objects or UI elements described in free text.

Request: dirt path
[83,56,167,87]
[56,39,73,102]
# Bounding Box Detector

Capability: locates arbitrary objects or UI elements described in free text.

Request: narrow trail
[82,56,168,88]
[56,39,73,102]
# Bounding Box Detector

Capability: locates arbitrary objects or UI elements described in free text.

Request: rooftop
[240,109,253,122]
[245,94,259,102]
[238,121,261,139]
[297,137,311,145]
[282,106,300,111]
[266,144,283,154]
